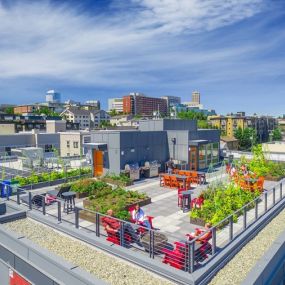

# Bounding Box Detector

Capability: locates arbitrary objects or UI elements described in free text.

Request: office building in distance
[108,98,124,113]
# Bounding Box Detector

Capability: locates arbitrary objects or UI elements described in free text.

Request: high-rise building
[46,90,61,103]
[108,98,123,113]
[123,93,167,116]
[160,96,181,109]
[192,91,200,104]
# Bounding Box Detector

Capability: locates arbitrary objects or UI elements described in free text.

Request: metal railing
[1,179,285,274]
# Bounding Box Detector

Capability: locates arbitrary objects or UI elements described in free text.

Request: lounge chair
[47,185,70,198]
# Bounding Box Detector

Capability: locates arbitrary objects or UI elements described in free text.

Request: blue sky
[0,0,284,115]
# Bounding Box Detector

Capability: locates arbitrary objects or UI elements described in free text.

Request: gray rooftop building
[85,119,220,176]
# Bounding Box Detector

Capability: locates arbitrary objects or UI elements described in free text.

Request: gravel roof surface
[209,209,285,285]
[4,218,173,285]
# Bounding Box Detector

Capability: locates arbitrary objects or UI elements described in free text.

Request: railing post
[96,213,100,237]
[264,191,268,212]
[5,184,9,201]
[28,192,32,210]
[243,207,247,230]
[42,196,46,215]
[280,183,283,201]
[57,201,61,222]
[16,187,20,205]
[75,207,79,229]
[273,187,276,205]
[211,227,216,256]
[189,241,195,273]
[149,230,154,258]
[255,199,258,220]
[120,222,125,247]
[229,215,233,241]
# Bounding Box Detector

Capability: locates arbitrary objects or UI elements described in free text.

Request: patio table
[62,191,76,214]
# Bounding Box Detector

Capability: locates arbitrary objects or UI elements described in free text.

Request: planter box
[83,196,151,210]
[190,217,206,227]
[126,197,152,209]
[75,192,89,199]
[101,177,133,187]
[79,210,97,223]
[264,175,285,182]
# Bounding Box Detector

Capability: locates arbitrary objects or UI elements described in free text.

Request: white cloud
[0,0,275,89]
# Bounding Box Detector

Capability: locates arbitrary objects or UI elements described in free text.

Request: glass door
[189,146,198,171]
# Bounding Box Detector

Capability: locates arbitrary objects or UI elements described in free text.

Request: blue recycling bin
[0,180,13,198]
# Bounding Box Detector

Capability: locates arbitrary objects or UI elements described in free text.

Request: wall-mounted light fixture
[131,148,135,152]
[121,151,124,155]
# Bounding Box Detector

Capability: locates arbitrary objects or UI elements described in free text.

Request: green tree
[33,107,59,117]
[5,106,14,114]
[109,109,118,117]
[234,127,257,150]
[272,128,282,141]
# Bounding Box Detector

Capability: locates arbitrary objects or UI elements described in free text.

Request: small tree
[5,107,14,114]
[234,127,257,151]
[272,128,282,141]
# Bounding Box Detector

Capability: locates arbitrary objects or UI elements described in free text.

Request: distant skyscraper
[192,91,200,104]
[46,90,61,103]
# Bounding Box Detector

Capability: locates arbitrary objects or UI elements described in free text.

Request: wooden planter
[126,197,152,209]
[82,197,151,211]
[79,210,97,223]
[190,217,206,227]
[75,192,89,199]
[101,177,133,187]
[264,175,285,182]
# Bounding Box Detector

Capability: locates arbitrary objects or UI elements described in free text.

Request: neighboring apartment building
[160,96,181,109]
[0,114,79,134]
[110,115,134,126]
[59,131,91,157]
[123,93,167,116]
[108,98,124,113]
[61,107,110,130]
[209,113,277,142]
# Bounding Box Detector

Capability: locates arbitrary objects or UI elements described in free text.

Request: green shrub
[190,182,260,226]
[104,172,132,183]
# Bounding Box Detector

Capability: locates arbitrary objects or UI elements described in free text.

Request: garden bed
[264,174,285,182]
[79,210,97,223]
[101,177,133,187]
[190,217,206,227]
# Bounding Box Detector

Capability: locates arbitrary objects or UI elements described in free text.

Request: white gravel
[209,209,285,285]
[4,218,173,285]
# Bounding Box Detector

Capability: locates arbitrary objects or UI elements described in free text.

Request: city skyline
[0,0,285,115]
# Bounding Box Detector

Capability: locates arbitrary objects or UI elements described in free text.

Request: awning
[189,140,208,146]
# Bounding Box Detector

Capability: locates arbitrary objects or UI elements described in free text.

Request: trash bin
[0,180,13,198]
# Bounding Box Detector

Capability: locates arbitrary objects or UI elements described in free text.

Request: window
[67,153,70,156]
[73,141,79,148]
[44,144,53,153]
[66,141,70,148]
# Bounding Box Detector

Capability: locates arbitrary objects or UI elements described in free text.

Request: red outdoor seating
[162,241,187,270]
[191,197,204,209]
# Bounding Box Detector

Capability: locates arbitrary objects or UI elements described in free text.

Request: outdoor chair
[190,172,199,185]
[170,176,180,188]
[21,194,44,208]
[177,187,185,207]
[162,242,186,270]
[162,175,171,187]
[191,197,204,209]
[47,185,71,199]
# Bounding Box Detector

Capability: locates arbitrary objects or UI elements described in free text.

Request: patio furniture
[142,161,160,178]
[162,241,202,270]
[141,231,168,254]
[160,174,171,187]
[190,172,199,185]
[181,190,193,212]
[47,185,71,199]
[21,194,43,208]
[62,191,76,214]
[177,188,185,207]
[191,197,204,209]
[174,174,187,189]
[170,176,180,188]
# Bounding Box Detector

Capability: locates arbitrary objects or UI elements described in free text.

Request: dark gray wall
[119,131,168,169]
[91,131,121,174]
[0,134,35,152]
[189,129,220,142]
[139,119,197,132]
